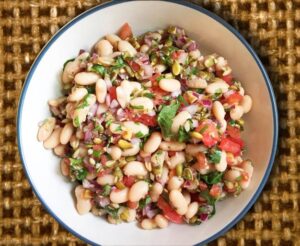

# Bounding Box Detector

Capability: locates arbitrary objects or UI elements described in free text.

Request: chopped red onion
[105,94,111,107]
[84,130,93,142]
[98,197,110,208]
[110,99,119,109]
[171,89,181,98]
[82,179,94,189]
[131,138,141,145]
[199,213,209,222]
[182,104,198,115]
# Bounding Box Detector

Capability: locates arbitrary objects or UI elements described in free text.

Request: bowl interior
[18,1,276,245]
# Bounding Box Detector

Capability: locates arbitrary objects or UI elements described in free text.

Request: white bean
[48,96,66,107]
[212,101,225,121]
[128,181,149,202]
[230,105,244,120]
[143,132,162,154]
[219,119,227,134]
[205,79,229,94]
[105,34,121,49]
[123,161,147,176]
[126,208,137,222]
[168,152,185,169]
[182,191,191,205]
[107,146,122,160]
[167,176,184,190]
[123,121,149,136]
[171,111,192,133]
[86,171,97,181]
[98,56,114,66]
[60,159,69,176]
[68,87,88,102]
[154,64,167,73]
[141,219,157,230]
[116,86,129,108]
[107,215,120,224]
[154,214,168,229]
[97,174,115,186]
[94,39,113,57]
[60,123,74,145]
[97,103,108,115]
[189,49,201,59]
[186,78,207,89]
[159,141,186,151]
[159,78,181,92]
[215,150,227,172]
[120,80,142,96]
[169,190,188,215]
[156,166,169,185]
[150,182,163,202]
[121,143,140,157]
[75,185,92,215]
[43,127,62,149]
[185,202,199,219]
[110,188,129,204]
[95,79,107,104]
[240,160,254,189]
[240,95,252,113]
[54,144,66,157]
[70,135,79,149]
[185,144,207,156]
[130,97,154,111]
[140,44,149,53]
[224,169,241,182]
[74,72,100,85]
[118,40,137,56]
[37,117,56,141]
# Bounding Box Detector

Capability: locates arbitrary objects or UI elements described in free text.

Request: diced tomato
[199,181,208,191]
[241,172,249,181]
[108,87,117,101]
[97,168,112,177]
[93,144,103,151]
[229,136,244,149]
[209,184,222,198]
[226,124,241,139]
[127,201,138,209]
[196,121,219,147]
[168,151,177,157]
[128,60,140,72]
[193,153,208,172]
[225,92,243,105]
[123,176,135,187]
[219,137,241,155]
[133,114,157,127]
[157,196,183,224]
[118,23,132,40]
[216,70,233,85]
[100,154,108,165]
[151,86,169,105]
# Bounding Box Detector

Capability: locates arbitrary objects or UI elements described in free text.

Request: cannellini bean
[97,174,115,186]
[43,127,62,149]
[224,169,241,182]
[128,181,149,202]
[110,188,129,204]
[123,161,147,176]
[70,135,79,149]
[150,182,163,202]
[48,96,66,107]
[215,151,227,172]
[126,208,137,222]
[76,128,84,139]
[143,132,162,154]
[171,111,192,133]
[159,141,186,151]
[74,72,100,85]
[105,34,121,49]
[120,80,142,95]
[141,219,157,230]
[123,121,149,136]
[168,152,185,169]
[168,176,184,190]
[189,49,201,59]
[154,214,168,229]
[68,87,88,102]
[185,144,207,156]
[118,40,137,56]
[240,160,254,189]
[186,77,207,89]
[116,86,128,108]
[185,202,199,219]
[154,64,167,73]
[86,171,97,181]
[94,39,113,57]
[98,56,114,66]
[95,79,107,104]
[37,117,56,141]
[130,97,154,111]
[159,78,181,92]
[239,87,245,96]
[107,146,122,160]
[169,190,188,215]
[54,144,66,157]
[182,191,191,205]
[157,166,169,185]
[60,123,74,145]
[205,79,229,94]
[212,101,225,121]
[230,105,244,120]
[140,44,149,53]
[75,185,92,215]
[121,143,140,156]
[97,103,108,114]
[219,119,227,134]
[240,95,252,113]
[60,159,69,176]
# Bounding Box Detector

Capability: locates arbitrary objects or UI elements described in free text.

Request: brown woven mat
[0,0,299,245]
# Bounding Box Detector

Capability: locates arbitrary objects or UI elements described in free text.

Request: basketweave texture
[0,0,299,245]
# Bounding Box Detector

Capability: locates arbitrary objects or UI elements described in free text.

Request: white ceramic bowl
[17,1,278,245]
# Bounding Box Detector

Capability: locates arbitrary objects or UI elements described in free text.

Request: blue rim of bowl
[17,0,278,245]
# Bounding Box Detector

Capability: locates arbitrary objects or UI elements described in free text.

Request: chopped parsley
[209,150,222,164]
[90,64,107,76]
[63,58,75,70]
[178,126,189,143]
[101,184,111,196]
[69,158,87,181]
[200,171,223,185]
[135,131,145,138]
[104,205,119,219]
[139,195,151,209]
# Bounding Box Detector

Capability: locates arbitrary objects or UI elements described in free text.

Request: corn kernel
[172,61,182,76]
[118,139,133,149]
[190,131,203,140]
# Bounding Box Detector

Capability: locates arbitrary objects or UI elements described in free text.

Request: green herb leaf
[139,195,151,209]
[135,131,144,138]
[177,95,188,106]
[144,93,154,99]
[77,94,90,109]
[69,158,87,181]
[157,100,180,138]
[63,58,75,70]
[115,125,123,132]
[90,64,107,76]
[73,116,80,127]
[199,190,216,216]
[93,150,101,158]
[113,56,125,69]
[101,184,111,196]
[178,126,189,143]
[195,88,204,94]
[209,150,222,164]
[201,171,223,185]
[130,105,144,110]
[104,206,119,219]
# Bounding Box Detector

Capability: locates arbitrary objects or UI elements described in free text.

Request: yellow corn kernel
[120,208,130,221]
[190,131,203,140]
[125,156,136,162]
[118,139,133,149]
[172,61,182,76]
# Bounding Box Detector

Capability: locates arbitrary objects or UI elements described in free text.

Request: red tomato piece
[133,114,157,127]
[229,136,244,149]
[129,60,140,72]
[241,172,249,181]
[100,155,108,165]
[196,122,219,147]
[226,124,241,139]
[199,181,208,191]
[219,138,241,155]
[209,184,222,198]
[123,176,135,187]
[127,201,138,209]
[168,151,177,157]
[108,87,117,101]
[157,196,183,224]
[118,23,132,40]
[97,168,112,177]
[225,92,243,105]
[193,153,208,172]
[216,70,233,85]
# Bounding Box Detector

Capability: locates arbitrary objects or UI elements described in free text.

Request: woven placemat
[0,0,299,245]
